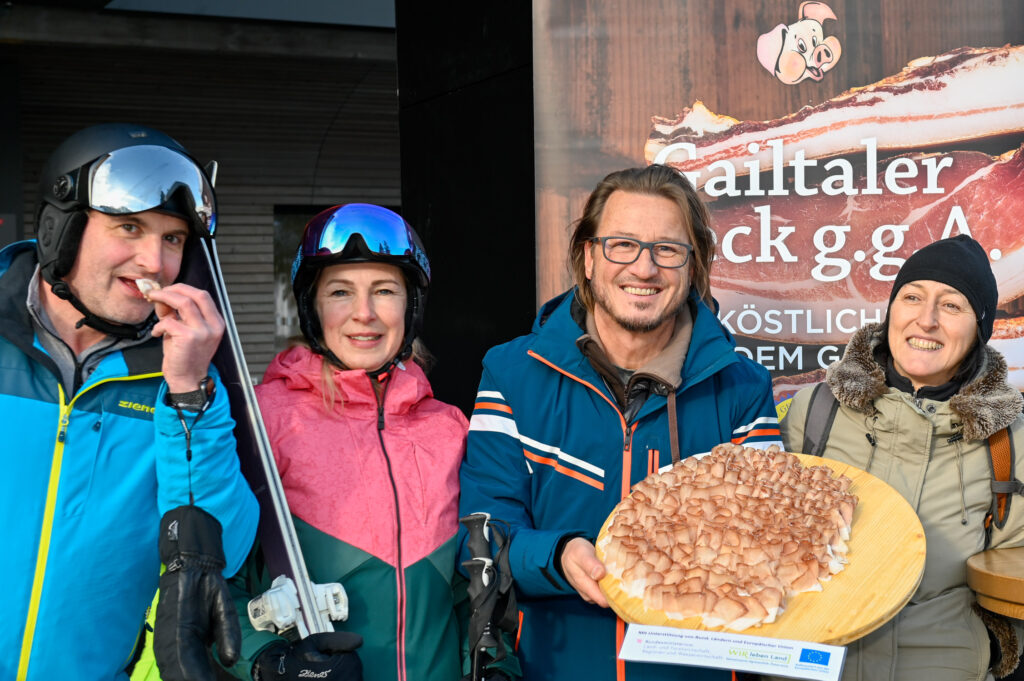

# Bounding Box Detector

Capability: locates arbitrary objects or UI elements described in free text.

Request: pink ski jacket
[233,345,469,681]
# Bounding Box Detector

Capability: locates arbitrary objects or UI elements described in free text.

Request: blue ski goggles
[298,203,430,282]
[83,145,217,236]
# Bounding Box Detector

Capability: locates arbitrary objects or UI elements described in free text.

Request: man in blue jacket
[1,124,258,680]
[459,165,782,681]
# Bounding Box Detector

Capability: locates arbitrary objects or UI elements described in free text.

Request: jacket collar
[577,300,693,391]
[828,322,1023,440]
[0,241,43,355]
[529,287,739,394]
[262,344,435,415]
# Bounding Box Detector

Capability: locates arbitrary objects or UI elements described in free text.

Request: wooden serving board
[967,547,1024,619]
[596,453,926,646]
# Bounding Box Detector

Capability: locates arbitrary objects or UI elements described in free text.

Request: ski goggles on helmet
[68,145,217,236]
[297,203,430,283]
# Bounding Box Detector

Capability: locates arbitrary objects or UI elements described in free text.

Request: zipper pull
[373,372,390,431]
[57,412,71,443]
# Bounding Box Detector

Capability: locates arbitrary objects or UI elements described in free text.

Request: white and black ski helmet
[35,123,217,338]
[291,204,430,368]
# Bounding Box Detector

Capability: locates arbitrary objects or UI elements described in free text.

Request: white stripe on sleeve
[732,415,779,435]
[470,413,520,438]
[469,414,605,479]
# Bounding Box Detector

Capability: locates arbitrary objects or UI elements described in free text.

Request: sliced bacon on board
[599,444,858,632]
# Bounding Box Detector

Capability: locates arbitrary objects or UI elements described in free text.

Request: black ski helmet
[35,123,216,339]
[291,204,431,371]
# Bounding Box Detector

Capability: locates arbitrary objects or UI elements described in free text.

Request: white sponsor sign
[618,624,845,681]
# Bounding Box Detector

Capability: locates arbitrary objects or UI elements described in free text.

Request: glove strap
[168,377,215,504]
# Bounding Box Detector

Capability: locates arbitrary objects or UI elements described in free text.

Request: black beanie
[888,235,998,342]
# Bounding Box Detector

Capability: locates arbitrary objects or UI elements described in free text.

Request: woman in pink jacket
[228,204,472,681]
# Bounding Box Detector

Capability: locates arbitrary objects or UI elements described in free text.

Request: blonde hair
[288,336,434,415]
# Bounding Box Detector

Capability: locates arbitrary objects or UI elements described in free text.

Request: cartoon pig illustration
[757,1,842,84]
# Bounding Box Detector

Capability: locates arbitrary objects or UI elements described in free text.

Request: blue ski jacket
[458,289,781,681]
[0,241,258,680]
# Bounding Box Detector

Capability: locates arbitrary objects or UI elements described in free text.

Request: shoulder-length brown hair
[568,164,715,310]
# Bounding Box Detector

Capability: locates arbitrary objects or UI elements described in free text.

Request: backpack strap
[802,382,840,457]
[986,427,1023,535]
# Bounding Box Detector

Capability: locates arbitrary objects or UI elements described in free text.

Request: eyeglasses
[588,236,693,268]
[86,145,217,236]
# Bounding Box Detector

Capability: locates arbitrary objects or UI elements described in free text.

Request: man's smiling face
[584,190,692,337]
[64,209,188,325]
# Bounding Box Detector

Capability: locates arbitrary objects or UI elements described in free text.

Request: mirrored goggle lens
[303,204,417,259]
[88,145,216,236]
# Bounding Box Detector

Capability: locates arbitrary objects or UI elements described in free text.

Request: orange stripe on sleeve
[731,428,782,444]
[523,449,604,491]
[474,401,513,414]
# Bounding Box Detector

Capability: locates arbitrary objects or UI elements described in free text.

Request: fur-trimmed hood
[827,322,1023,440]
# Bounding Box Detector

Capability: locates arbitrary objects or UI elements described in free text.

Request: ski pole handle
[460,512,492,561]
[462,558,499,649]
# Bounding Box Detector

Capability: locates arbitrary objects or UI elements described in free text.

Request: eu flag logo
[799,648,830,665]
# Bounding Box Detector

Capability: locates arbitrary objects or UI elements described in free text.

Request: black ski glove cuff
[159,504,227,570]
[154,505,241,681]
[461,671,511,681]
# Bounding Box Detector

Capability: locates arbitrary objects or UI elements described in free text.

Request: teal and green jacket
[225,345,480,681]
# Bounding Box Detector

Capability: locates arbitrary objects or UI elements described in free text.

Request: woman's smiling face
[887,280,977,390]
[315,262,407,371]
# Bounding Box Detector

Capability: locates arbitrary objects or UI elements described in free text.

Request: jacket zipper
[18,372,161,681]
[373,376,406,681]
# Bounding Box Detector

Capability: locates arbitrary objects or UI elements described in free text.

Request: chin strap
[47,278,156,341]
[366,356,401,382]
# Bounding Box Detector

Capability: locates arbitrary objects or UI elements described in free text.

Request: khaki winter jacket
[781,323,1024,681]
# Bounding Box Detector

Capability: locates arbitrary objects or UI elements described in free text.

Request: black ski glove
[253,632,364,681]
[154,505,241,681]
[461,671,511,681]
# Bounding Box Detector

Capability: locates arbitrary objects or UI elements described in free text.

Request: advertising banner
[533,0,1024,408]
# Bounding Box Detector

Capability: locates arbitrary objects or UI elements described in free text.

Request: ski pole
[461,513,497,681]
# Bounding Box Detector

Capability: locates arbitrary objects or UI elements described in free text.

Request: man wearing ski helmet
[225,204,517,681]
[0,123,257,680]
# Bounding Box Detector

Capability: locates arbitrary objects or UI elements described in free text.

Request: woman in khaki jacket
[781,235,1024,681]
